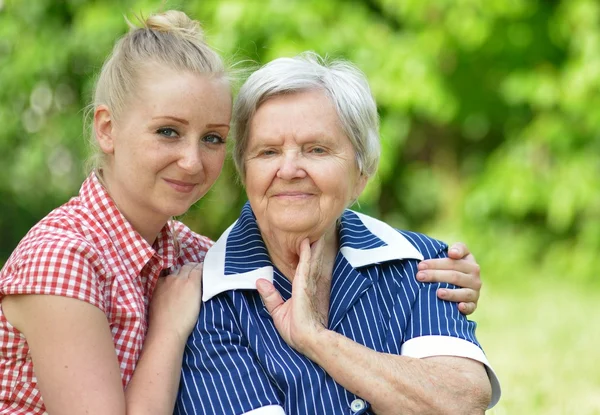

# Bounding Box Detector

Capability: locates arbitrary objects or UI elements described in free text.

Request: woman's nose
[276,152,306,180]
[177,143,204,175]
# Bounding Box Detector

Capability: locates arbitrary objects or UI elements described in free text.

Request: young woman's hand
[148,263,203,342]
[417,242,482,315]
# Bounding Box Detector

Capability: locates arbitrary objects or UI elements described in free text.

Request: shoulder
[24,194,117,250]
[2,227,103,274]
[0,214,107,308]
[191,290,250,340]
[4,204,107,272]
[171,220,214,263]
[395,230,448,260]
[342,209,447,261]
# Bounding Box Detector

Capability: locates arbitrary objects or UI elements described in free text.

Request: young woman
[0,10,483,415]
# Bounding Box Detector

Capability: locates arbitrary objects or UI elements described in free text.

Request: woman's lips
[273,191,313,199]
[164,178,198,193]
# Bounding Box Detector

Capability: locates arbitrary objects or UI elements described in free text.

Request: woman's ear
[94,105,115,154]
[352,174,369,202]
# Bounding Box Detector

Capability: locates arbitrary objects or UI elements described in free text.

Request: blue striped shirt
[176,203,500,414]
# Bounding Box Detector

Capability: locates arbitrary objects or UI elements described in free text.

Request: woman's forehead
[125,68,232,119]
[249,101,347,142]
[251,91,340,129]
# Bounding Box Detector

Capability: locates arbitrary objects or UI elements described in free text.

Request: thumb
[256,279,284,316]
[189,263,204,281]
[448,242,469,259]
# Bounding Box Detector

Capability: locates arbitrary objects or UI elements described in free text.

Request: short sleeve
[403,280,481,347]
[0,234,105,312]
[399,245,481,348]
[171,221,214,264]
[176,296,282,415]
[399,249,501,408]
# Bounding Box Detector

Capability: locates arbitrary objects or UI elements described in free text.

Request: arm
[256,239,494,415]
[419,242,482,315]
[3,294,127,414]
[307,332,490,414]
[125,263,203,412]
[2,263,203,415]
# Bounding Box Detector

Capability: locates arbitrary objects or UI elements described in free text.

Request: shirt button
[350,399,366,413]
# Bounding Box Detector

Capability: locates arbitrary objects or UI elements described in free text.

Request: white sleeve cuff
[401,335,501,409]
[241,405,286,415]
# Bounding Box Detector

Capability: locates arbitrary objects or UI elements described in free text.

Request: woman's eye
[203,134,225,144]
[262,149,277,156]
[309,147,326,154]
[157,127,179,138]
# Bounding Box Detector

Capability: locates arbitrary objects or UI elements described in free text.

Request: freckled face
[101,65,232,233]
[244,90,367,239]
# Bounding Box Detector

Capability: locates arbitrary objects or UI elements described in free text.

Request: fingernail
[438,288,447,297]
[418,262,427,270]
[449,248,459,255]
[417,272,426,281]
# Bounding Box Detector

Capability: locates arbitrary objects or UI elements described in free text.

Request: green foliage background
[1,0,598,413]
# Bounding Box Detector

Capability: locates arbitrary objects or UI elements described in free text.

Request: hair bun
[139,10,205,39]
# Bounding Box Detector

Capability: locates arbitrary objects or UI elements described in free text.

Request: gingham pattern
[0,173,213,414]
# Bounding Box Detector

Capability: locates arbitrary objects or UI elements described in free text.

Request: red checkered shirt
[0,172,213,414]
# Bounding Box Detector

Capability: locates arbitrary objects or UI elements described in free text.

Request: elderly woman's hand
[256,237,332,355]
[417,242,482,315]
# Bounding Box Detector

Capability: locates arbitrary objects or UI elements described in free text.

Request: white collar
[202,207,424,302]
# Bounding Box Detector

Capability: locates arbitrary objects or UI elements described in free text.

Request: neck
[261,224,339,281]
[97,169,167,246]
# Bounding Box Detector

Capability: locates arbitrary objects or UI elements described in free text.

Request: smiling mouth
[164,179,198,193]
[273,192,314,199]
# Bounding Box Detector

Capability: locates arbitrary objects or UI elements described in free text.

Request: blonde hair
[86,10,228,171]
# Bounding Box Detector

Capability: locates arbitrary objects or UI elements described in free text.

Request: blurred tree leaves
[0,0,598,283]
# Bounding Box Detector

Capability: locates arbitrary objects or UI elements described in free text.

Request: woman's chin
[266,219,328,241]
[165,202,196,219]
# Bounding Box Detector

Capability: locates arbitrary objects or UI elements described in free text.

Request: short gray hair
[232,52,380,182]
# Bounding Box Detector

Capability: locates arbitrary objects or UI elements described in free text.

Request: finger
[297,238,312,258]
[458,302,477,316]
[437,287,479,304]
[172,262,200,278]
[295,239,312,282]
[310,235,325,252]
[429,259,480,291]
[187,263,203,292]
[447,242,470,259]
[309,237,326,278]
[188,263,203,280]
[419,257,456,272]
[256,278,284,316]
[419,257,481,280]
[417,268,475,287]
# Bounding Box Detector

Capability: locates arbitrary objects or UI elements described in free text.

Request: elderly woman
[176,53,501,415]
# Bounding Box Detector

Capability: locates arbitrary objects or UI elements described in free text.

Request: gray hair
[86,10,228,171]
[232,52,380,182]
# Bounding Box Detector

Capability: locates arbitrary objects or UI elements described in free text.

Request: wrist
[298,326,334,363]
[145,321,189,349]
